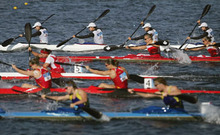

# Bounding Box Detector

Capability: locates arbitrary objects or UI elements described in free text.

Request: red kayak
[2,86,219,95]
[40,54,220,63]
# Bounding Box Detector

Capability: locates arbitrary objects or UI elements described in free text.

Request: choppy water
[0,0,220,135]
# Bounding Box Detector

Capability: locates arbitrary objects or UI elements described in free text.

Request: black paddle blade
[24,23,32,44]
[1,38,14,47]
[201,4,211,19]
[177,94,198,104]
[95,9,110,22]
[129,74,144,83]
[143,5,156,22]
[56,37,73,47]
[82,107,102,119]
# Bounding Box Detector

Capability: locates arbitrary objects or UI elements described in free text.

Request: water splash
[201,102,220,124]
[170,49,192,64]
[45,101,59,111]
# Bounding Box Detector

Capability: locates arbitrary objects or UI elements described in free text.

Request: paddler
[128,22,158,43]
[19,22,48,44]
[28,47,65,73]
[85,59,128,89]
[72,22,104,44]
[12,57,52,88]
[185,36,220,57]
[126,34,162,57]
[187,20,215,43]
[128,77,184,109]
[41,80,89,109]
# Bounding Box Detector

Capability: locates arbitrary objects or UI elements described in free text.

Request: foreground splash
[201,102,220,125]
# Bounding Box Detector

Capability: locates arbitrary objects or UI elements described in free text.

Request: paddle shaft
[179,4,211,49]
[122,5,156,46]
[104,5,156,51]
[56,9,110,47]
[12,88,104,120]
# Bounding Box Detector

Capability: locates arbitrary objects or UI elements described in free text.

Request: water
[0,0,220,134]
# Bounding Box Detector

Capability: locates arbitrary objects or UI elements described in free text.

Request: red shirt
[146,45,161,57]
[35,67,52,88]
[112,67,128,89]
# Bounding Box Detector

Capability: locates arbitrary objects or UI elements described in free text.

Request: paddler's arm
[73,32,94,39]
[85,65,111,75]
[165,86,182,96]
[128,89,161,98]
[12,64,35,76]
[70,89,88,108]
[184,46,206,51]
[41,94,69,101]
[125,45,147,50]
[187,32,208,40]
[28,47,41,57]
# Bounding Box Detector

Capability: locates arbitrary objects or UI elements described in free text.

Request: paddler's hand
[184,48,190,51]
[140,21,144,26]
[85,65,90,70]
[128,37,132,40]
[197,20,201,25]
[28,47,32,52]
[186,37,190,40]
[125,46,131,49]
[19,34,23,37]
[41,94,46,99]
[11,64,17,69]
[72,35,76,38]
[70,103,76,108]
[128,89,134,94]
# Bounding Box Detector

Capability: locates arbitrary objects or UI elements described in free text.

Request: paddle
[24,23,32,63]
[1,14,55,47]
[11,88,110,121]
[179,4,211,49]
[0,60,25,70]
[55,62,86,68]
[96,87,197,104]
[56,9,110,48]
[104,5,156,51]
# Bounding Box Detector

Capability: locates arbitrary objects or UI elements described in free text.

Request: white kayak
[0,43,107,52]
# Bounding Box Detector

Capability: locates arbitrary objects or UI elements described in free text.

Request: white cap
[87,22,96,28]
[142,23,151,28]
[32,22,41,28]
[199,22,208,28]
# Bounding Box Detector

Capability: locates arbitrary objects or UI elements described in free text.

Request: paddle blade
[1,38,14,47]
[129,74,144,83]
[177,94,198,104]
[94,9,110,22]
[82,107,110,121]
[200,4,211,19]
[24,23,32,44]
[143,5,156,22]
[56,37,73,47]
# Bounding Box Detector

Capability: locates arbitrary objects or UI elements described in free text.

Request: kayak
[53,54,220,63]
[1,85,219,95]
[0,106,203,121]
[0,43,106,52]
[0,72,171,80]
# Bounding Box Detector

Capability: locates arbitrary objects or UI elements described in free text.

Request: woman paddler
[125,34,163,57]
[41,80,89,109]
[28,47,65,73]
[85,59,129,89]
[12,57,52,88]
[185,36,220,57]
[128,77,184,109]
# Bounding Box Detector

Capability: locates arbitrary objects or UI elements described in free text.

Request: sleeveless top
[45,54,65,73]
[161,86,184,108]
[112,67,128,89]
[93,29,104,44]
[206,28,215,43]
[206,46,220,57]
[147,29,158,42]
[69,90,89,108]
[146,45,161,57]
[39,28,48,44]
[35,67,52,88]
